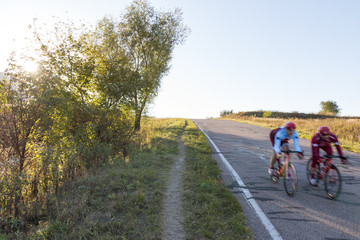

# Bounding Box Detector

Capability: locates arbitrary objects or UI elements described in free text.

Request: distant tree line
[0,0,188,229]
[220,109,233,117]
[221,100,343,119]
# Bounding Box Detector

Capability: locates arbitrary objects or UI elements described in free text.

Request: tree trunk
[134,112,141,131]
[134,94,148,131]
[14,157,25,218]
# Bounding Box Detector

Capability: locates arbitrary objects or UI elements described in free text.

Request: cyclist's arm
[292,132,302,152]
[273,133,282,154]
[311,143,320,162]
[331,135,344,157]
[311,134,321,163]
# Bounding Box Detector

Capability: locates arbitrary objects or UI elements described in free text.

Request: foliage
[0,58,48,220]
[220,109,233,117]
[117,0,189,130]
[223,110,358,119]
[319,100,341,116]
[0,0,189,233]
[263,111,273,118]
[26,118,185,239]
[18,118,253,239]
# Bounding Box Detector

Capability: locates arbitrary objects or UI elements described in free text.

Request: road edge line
[193,120,282,240]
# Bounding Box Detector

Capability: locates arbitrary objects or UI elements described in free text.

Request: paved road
[193,119,360,240]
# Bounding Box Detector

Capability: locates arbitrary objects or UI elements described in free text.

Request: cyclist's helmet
[285,122,296,130]
[318,126,330,135]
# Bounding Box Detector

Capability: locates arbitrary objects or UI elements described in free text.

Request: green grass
[3,118,253,239]
[182,121,253,240]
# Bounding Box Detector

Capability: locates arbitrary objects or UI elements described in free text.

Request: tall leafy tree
[90,16,133,109]
[319,100,341,116]
[118,0,189,130]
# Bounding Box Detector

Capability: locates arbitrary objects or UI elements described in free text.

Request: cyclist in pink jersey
[309,126,347,186]
[268,122,304,176]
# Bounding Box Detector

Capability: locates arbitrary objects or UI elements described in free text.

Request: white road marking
[194,121,282,240]
[255,153,269,165]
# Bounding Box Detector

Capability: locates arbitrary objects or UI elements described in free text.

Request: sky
[1,0,360,118]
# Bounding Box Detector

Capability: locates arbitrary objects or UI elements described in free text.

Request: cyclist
[268,122,304,176]
[309,126,347,186]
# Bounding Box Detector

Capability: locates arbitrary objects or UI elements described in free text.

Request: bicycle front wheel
[324,165,342,200]
[283,162,297,197]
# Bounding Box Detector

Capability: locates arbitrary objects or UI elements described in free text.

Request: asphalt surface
[193,119,360,240]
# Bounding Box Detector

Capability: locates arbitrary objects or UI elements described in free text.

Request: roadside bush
[263,111,273,118]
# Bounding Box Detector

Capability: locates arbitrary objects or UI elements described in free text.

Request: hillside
[223,110,360,119]
[221,112,360,153]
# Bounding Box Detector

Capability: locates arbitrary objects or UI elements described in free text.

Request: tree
[220,110,233,117]
[0,54,47,218]
[118,0,189,130]
[319,100,341,116]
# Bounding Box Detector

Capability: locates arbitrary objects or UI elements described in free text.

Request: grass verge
[182,120,253,239]
[3,118,254,239]
[4,118,185,239]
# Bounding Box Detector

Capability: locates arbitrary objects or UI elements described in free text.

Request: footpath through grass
[5,118,253,239]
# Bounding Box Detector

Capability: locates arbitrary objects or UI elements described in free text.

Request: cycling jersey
[311,132,344,166]
[270,127,302,154]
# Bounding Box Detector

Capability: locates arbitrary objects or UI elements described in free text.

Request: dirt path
[161,131,186,240]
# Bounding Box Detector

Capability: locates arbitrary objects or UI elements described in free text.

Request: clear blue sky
[1,0,360,118]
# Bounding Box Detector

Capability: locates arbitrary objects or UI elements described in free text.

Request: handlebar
[281,150,304,155]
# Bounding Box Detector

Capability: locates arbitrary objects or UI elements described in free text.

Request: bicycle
[306,155,346,200]
[271,150,301,197]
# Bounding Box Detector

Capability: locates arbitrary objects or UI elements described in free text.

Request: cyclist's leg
[269,130,277,169]
[310,157,317,174]
[272,141,288,169]
[306,158,314,183]
[279,141,289,166]
[269,150,278,174]
[309,156,319,186]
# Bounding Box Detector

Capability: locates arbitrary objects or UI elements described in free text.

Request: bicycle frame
[306,154,343,200]
[318,157,333,179]
[278,153,290,177]
[272,150,300,196]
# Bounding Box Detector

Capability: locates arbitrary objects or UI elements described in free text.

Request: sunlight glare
[23,61,38,72]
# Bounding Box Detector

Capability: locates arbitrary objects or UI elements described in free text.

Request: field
[222,112,360,154]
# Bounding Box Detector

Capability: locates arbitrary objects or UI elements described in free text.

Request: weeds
[4,118,254,239]
[5,118,185,239]
[182,121,253,239]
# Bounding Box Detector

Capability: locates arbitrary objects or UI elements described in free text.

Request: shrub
[263,111,273,118]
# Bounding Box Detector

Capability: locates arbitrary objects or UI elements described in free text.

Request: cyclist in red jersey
[309,126,347,186]
[268,122,304,175]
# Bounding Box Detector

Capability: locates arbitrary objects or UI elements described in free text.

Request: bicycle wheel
[324,165,342,200]
[283,162,297,196]
[306,158,320,186]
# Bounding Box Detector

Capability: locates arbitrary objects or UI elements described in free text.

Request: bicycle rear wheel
[324,165,342,200]
[283,162,297,196]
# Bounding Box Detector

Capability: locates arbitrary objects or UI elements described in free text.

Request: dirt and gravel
[161,133,186,240]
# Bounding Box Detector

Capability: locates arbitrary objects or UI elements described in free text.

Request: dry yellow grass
[223,116,360,153]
